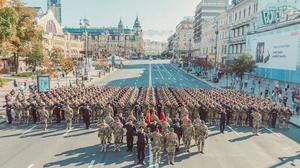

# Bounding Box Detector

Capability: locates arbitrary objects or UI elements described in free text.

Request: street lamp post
[80,18,90,80]
[188,38,192,69]
[214,21,219,77]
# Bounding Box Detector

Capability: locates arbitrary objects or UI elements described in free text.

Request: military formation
[4,86,293,165]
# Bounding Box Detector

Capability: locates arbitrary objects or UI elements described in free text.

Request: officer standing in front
[219,107,227,133]
[136,127,147,165]
[123,120,136,152]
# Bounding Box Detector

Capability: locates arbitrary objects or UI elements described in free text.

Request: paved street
[94,60,211,88]
[0,60,299,168]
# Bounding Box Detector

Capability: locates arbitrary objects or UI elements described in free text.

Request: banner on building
[37,76,50,93]
[257,0,300,28]
[247,25,300,71]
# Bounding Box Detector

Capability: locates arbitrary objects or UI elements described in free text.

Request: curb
[288,121,300,128]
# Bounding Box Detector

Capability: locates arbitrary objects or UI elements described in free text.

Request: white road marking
[22,125,37,136]
[227,126,240,136]
[88,160,95,168]
[263,127,281,137]
[156,64,165,80]
[161,64,177,80]
[149,62,152,87]
[27,164,34,168]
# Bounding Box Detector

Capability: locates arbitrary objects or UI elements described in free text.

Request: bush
[0,78,11,87]
[11,72,36,77]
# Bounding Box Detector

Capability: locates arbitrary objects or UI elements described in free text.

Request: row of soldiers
[97,110,208,165]
[5,86,292,130]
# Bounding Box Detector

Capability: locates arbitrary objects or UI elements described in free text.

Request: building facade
[246,0,300,84]
[36,8,83,59]
[193,0,227,45]
[144,40,167,56]
[174,17,194,59]
[63,17,144,59]
[224,0,258,60]
[47,0,62,24]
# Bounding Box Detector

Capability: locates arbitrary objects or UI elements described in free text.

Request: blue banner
[37,76,50,93]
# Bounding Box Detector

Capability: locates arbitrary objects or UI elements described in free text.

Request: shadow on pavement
[228,134,254,142]
[269,151,300,168]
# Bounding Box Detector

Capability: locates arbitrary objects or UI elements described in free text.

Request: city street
[0,60,299,168]
[94,59,211,88]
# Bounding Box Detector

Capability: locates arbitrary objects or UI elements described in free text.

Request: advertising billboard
[247,25,300,71]
[257,0,300,28]
[37,76,50,93]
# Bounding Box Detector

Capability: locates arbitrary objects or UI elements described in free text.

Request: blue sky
[23,0,201,31]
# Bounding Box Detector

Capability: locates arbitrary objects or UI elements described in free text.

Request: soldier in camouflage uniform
[150,128,163,164]
[64,104,74,130]
[195,120,208,153]
[104,113,115,143]
[166,128,179,165]
[111,117,124,151]
[39,106,49,131]
[159,119,170,151]
[251,110,262,136]
[182,120,194,153]
[97,120,111,152]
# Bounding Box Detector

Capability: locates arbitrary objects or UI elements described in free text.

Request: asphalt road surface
[0,60,299,168]
[93,59,211,88]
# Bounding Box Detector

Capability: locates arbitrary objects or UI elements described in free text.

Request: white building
[175,17,194,59]
[144,40,167,56]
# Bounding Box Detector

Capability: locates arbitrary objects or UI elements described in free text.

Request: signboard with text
[246,24,300,71]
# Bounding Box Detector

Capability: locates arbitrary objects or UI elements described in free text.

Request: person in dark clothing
[173,122,182,151]
[225,106,231,125]
[156,102,162,117]
[219,108,227,133]
[271,107,278,128]
[81,104,91,129]
[30,103,38,124]
[136,128,147,165]
[123,120,136,152]
[172,114,181,125]
[4,104,13,124]
[246,107,253,127]
[53,103,62,123]
[134,103,142,121]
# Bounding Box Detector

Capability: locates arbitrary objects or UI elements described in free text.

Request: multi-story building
[174,17,194,59]
[224,0,258,60]
[193,0,227,50]
[144,40,167,56]
[63,17,144,59]
[36,2,83,59]
[246,0,300,84]
[47,0,62,24]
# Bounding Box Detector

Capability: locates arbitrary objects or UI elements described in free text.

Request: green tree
[0,7,18,54]
[60,58,74,75]
[8,0,41,73]
[230,53,256,90]
[50,48,64,68]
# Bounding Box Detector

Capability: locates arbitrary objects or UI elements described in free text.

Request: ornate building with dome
[63,17,145,59]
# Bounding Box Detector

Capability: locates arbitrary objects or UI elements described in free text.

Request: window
[244,9,246,18]
[239,10,241,19]
[235,13,237,21]
[249,6,251,16]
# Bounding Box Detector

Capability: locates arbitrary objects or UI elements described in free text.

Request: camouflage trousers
[252,122,260,135]
[66,119,72,130]
[152,146,161,164]
[195,137,205,152]
[166,146,176,163]
[41,119,48,131]
[99,136,108,152]
[183,137,192,151]
[114,135,122,151]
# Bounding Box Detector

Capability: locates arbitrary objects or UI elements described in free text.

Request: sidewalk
[179,65,300,128]
[0,68,119,123]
